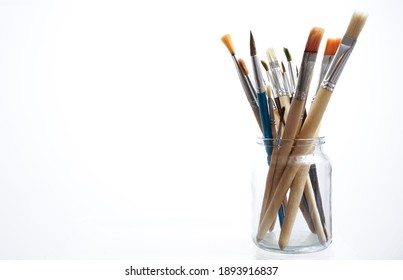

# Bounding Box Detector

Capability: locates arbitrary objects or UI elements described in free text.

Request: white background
[0,0,401,260]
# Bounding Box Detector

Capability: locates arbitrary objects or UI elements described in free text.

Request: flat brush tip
[283,47,292,62]
[305,27,324,53]
[221,34,235,55]
[250,31,257,56]
[266,47,276,62]
[266,84,272,98]
[345,11,368,40]
[324,38,342,55]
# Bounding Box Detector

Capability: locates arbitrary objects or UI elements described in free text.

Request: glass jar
[251,137,332,253]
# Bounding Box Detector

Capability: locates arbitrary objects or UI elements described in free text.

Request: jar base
[253,230,332,254]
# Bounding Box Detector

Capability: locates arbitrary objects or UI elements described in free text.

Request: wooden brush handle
[259,147,279,223]
[298,87,332,139]
[260,98,305,231]
[274,109,281,130]
[304,173,327,243]
[257,88,333,242]
[279,165,326,248]
[278,95,291,122]
[259,97,301,221]
[278,166,309,249]
[309,164,327,235]
[271,99,305,190]
[251,106,263,133]
[277,87,332,244]
[299,190,316,233]
[257,163,300,241]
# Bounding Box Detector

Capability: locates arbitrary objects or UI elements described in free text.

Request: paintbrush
[261,60,283,115]
[257,84,284,222]
[264,27,324,212]
[262,27,324,236]
[301,38,340,238]
[267,48,291,122]
[283,47,297,94]
[221,34,263,132]
[257,12,368,246]
[250,31,285,225]
[281,61,294,98]
[305,38,341,238]
[250,32,274,159]
[249,32,271,139]
[266,85,277,140]
[238,58,258,102]
[316,38,342,92]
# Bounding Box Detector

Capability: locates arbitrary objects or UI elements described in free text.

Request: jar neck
[256,137,326,148]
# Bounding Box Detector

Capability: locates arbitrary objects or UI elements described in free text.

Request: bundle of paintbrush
[221,11,367,251]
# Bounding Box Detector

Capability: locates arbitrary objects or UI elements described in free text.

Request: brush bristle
[266,48,277,62]
[324,38,342,55]
[305,27,324,53]
[345,12,368,40]
[283,47,292,62]
[281,61,286,73]
[266,84,272,98]
[261,60,269,71]
[238,58,249,75]
[250,31,257,56]
[221,34,235,55]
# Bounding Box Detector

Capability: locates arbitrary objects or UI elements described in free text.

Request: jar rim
[256,136,326,146]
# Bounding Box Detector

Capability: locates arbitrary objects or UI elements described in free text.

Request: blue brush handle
[256,92,273,164]
[278,204,285,227]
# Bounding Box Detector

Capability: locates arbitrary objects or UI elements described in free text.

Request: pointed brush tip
[250,31,256,56]
[281,61,286,72]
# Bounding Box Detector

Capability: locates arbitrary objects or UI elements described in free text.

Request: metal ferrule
[321,36,356,92]
[265,70,278,98]
[244,75,259,108]
[251,55,265,93]
[294,52,317,101]
[269,61,287,96]
[267,97,277,139]
[314,55,334,96]
[287,61,297,92]
[319,55,333,84]
[232,56,258,107]
[244,74,258,103]
[283,72,293,98]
